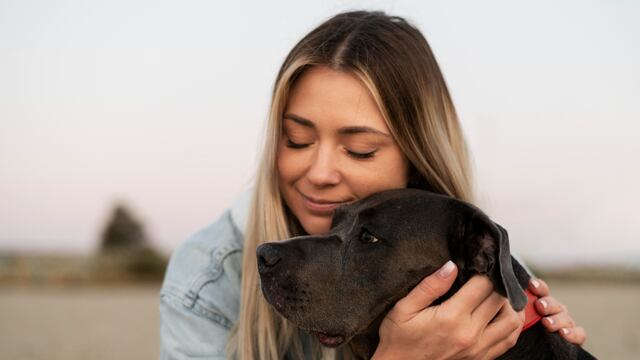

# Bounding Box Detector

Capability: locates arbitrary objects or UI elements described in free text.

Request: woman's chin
[299,216,332,235]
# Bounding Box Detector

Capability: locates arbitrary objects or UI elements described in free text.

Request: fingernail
[561,328,570,336]
[545,317,555,325]
[539,299,548,310]
[530,279,540,288]
[437,260,455,278]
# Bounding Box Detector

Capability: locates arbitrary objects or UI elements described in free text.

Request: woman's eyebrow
[338,126,390,137]
[283,113,390,137]
[284,113,315,128]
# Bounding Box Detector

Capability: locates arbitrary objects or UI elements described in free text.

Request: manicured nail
[437,261,455,278]
[561,328,570,336]
[539,299,548,310]
[530,279,540,288]
[545,317,555,325]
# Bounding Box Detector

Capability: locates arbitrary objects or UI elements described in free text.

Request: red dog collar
[523,288,543,331]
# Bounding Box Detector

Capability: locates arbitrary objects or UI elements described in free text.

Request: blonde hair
[227,10,474,359]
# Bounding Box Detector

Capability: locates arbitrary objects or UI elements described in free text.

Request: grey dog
[257,188,595,359]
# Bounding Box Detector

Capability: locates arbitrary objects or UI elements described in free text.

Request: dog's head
[257,188,526,348]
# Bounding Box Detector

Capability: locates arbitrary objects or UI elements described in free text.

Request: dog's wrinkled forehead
[331,188,453,229]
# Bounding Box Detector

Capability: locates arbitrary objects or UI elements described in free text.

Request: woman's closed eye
[345,148,377,159]
[286,138,377,159]
[286,138,311,149]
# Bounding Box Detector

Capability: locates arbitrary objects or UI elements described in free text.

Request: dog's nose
[257,244,281,273]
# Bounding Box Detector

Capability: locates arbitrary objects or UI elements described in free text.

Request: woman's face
[277,66,410,235]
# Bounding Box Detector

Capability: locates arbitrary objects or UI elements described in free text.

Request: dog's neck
[345,259,534,359]
[345,266,471,359]
[347,314,385,360]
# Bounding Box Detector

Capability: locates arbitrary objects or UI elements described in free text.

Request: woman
[160,11,586,359]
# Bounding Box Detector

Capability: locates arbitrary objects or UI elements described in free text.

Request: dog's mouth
[310,331,346,347]
[263,284,348,348]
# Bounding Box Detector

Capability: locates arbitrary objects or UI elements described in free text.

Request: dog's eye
[361,230,380,244]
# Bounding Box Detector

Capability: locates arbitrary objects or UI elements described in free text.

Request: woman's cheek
[277,147,306,182]
[349,157,409,197]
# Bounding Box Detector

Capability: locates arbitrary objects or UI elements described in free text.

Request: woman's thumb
[391,260,458,320]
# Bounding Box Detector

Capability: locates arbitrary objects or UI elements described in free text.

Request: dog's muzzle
[257,243,282,274]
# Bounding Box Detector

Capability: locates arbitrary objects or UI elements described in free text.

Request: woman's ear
[453,213,528,311]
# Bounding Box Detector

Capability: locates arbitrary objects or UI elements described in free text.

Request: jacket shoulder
[160,210,244,328]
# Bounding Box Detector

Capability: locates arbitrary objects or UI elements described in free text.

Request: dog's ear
[453,213,527,311]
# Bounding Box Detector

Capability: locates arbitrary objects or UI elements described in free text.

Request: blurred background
[1,0,638,359]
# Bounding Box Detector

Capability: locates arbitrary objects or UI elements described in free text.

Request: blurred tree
[100,203,148,252]
[97,203,168,281]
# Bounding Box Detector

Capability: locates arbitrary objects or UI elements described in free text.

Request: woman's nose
[305,145,341,187]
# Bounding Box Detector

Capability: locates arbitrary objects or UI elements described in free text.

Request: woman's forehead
[284,66,389,133]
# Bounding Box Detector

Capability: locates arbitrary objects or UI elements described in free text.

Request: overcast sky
[1,0,638,268]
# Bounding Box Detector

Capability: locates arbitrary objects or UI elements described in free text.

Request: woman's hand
[372,261,524,360]
[528,277,587,345]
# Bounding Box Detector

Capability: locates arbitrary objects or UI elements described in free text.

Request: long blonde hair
[227,10,474,359]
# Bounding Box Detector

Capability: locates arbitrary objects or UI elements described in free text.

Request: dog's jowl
[257,188,596,359]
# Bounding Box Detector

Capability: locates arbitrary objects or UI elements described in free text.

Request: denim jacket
[160,191,320,359]
[159,191,248,359]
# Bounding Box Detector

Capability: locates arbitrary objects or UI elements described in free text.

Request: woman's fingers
[392,260,457,321]
[471,291,507,326]
[447,275,495,314]
[529,277,550,296]
[531,282,588,346]
[534,295,564,317]
[535,295,577,332]
[541,310,576,332]
[559,326,587,345]
[481,302,524,359]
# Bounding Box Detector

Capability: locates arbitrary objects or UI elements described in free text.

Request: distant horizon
[2,243,640,273]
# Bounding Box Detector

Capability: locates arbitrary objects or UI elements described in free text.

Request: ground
[0,280,638,359]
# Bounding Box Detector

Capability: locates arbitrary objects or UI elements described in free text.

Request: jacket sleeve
[159,211,243,359]
[160,292,231,360]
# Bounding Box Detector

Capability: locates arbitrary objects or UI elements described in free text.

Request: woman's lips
[300,193,351,215]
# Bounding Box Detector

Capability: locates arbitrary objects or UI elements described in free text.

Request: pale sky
[1,0,638,268]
